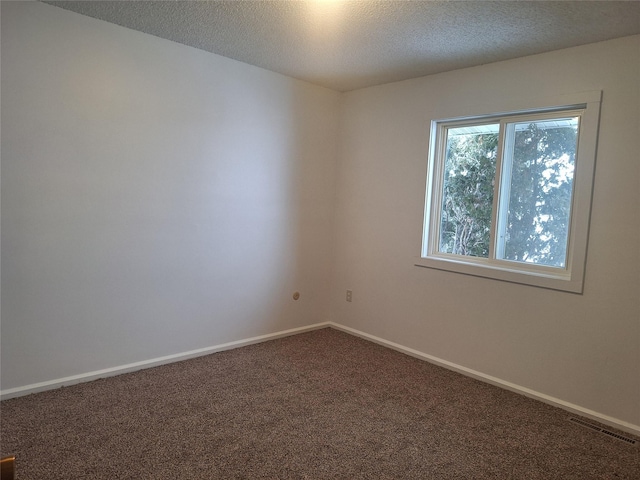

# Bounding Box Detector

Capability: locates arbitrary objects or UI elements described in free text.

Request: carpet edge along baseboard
[2,321,638,438]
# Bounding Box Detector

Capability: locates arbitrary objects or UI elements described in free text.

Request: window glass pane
[500,118,579,267]
[439,124,499,257]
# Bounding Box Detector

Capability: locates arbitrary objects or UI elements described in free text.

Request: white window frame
[416,91,602,293]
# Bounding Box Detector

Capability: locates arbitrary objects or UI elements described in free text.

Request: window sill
[414,256,584,293]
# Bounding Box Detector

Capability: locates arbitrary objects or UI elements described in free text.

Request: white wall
[1,2,339,389]
[330,35,640,429]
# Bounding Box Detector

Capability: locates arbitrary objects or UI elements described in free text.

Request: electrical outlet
[346,290,352,302]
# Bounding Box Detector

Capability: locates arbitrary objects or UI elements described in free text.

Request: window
[417,92,601,293]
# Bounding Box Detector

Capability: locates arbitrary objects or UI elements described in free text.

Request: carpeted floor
[1,327,638,479]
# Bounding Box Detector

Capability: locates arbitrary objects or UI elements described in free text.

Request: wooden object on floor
[0,456,16,480]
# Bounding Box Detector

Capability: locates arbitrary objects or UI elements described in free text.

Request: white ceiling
[44,1,640,92]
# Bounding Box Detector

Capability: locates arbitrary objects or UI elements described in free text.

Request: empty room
[1,1,639,478]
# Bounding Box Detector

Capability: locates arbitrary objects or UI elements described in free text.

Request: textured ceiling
[44,1,640,92]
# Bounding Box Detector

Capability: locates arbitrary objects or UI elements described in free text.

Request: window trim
[416,91,602,293]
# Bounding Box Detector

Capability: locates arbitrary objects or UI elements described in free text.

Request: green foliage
[503,122,577,267]
[440,130,498,257]
[439,120,578,267]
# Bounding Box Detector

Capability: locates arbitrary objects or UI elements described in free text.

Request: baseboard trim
[3,321,638,437]
[0,322,331,400]
[328,322,640,437]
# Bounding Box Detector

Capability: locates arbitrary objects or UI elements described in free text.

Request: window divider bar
[489,121,507,260]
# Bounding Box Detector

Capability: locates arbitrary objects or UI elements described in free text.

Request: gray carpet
[1,328,638,479]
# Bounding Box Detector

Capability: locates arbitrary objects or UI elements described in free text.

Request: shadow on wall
[0,1,340,391]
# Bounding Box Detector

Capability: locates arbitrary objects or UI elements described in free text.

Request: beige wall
[330,35,640,429]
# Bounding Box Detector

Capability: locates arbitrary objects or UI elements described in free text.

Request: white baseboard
[0,322,331,400]
[328,322,640,437]
[3,320,638,437]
